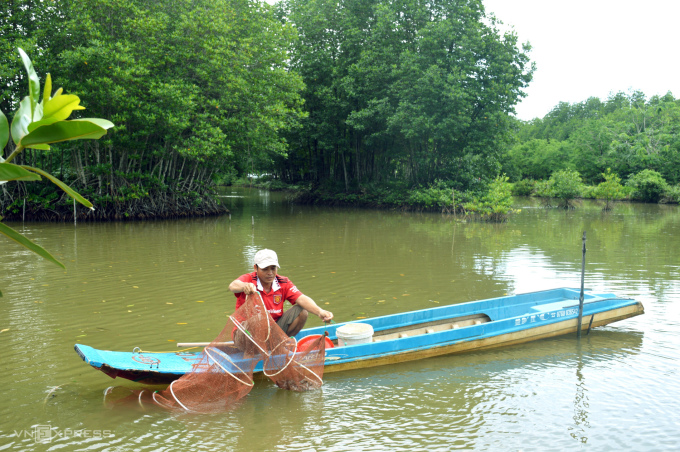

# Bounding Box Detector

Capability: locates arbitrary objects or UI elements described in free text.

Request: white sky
[483,0,680,120]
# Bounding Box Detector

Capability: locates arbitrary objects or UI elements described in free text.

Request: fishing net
[104,293,327,412]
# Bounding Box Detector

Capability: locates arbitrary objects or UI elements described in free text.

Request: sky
[483,0,680,120]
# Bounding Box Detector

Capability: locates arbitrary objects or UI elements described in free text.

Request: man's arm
[228,279,257,295]
[295,295,334,322]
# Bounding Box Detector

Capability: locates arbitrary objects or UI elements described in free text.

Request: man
[228,249,333,340]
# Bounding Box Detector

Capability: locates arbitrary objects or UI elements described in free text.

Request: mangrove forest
[2,0,679,223]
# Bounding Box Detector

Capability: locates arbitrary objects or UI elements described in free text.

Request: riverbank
[234,177,476,213]
[0,190,228,222]
[234,174,680,214]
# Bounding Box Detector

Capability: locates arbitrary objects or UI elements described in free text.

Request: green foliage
[593,168,625,210]
[661,184,680,204]
[407,187,454,211]
[511,179,535,196]
[547,169,583,209]
[1,0,305,220]
[289,179,479,212]
[506,139,572,181]
[0,0,59,116]
[532,179,552,199]
[463,175,517,222]
[0,48,113,269]
[511,91,680,186]
[280,0,534,189]
[626,169,669,203]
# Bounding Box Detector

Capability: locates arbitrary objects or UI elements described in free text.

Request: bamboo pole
[177,342,231,347]
[577,231,586,338]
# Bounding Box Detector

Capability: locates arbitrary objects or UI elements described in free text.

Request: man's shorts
[276,304,304,336]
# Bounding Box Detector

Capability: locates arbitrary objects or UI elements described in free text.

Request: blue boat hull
[75,288,643,384]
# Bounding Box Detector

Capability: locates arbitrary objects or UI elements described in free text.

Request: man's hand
[318,309,334,322]
[229,279,257,295]
[294,295,333,323]
[242,282,257,295]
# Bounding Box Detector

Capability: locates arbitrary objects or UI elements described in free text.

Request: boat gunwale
[297,289,629,345]
[74,289,642,382]
[80,300,643,383]
[319,296,641,361]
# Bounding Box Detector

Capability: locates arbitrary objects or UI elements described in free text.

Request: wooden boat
[75,288,643,385]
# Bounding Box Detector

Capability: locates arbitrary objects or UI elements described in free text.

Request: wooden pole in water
[577,231,586,338]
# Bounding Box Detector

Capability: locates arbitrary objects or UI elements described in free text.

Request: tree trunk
[340,146,348,192]
[355,134,360,185]
[95,142,102,195]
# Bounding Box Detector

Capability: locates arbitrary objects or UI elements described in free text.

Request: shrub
[549,169,583,208]
[627,169,669,203]
[463,175,518,222]
[511,179,535,196]
[593,168,625,210]
[407,187,452,210]
[532,180,552,198]
[661,184,680,204]
[580,184,597,199]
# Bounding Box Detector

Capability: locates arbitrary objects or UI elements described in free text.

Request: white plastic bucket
[336,323,374,346]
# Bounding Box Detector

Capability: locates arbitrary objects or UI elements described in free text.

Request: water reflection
[1,190,678,451]
[570,342,590,444]
[315,330,644,451]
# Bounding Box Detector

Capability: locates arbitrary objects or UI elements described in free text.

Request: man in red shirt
[229,249,333,340]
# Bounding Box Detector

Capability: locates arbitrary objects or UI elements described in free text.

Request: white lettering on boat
[515,309,579,326]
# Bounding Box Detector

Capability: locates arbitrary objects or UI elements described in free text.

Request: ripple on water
[2,199,680,451]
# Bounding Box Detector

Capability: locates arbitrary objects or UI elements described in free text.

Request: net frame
[103,292,327,412]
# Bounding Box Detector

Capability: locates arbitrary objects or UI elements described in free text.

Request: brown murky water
[1,189,678,451]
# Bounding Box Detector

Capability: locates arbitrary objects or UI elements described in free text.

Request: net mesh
[104,293,327,412]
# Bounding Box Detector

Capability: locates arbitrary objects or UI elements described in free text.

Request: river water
[1,188,678,451]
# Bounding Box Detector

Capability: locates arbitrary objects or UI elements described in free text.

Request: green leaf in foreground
[10,97,32,145]
[0,163,42,182]
[19,118,114,147]
[18,48,41,118]
[0,220,65,269]
[21,165,94,209]
[0,110,8,150]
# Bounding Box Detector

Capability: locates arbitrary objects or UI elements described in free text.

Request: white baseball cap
[253,249,280,268]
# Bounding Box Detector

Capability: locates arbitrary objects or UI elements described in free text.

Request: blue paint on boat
[74,288,642,384]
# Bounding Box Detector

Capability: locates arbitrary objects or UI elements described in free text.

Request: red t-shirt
[234,272,303,322]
